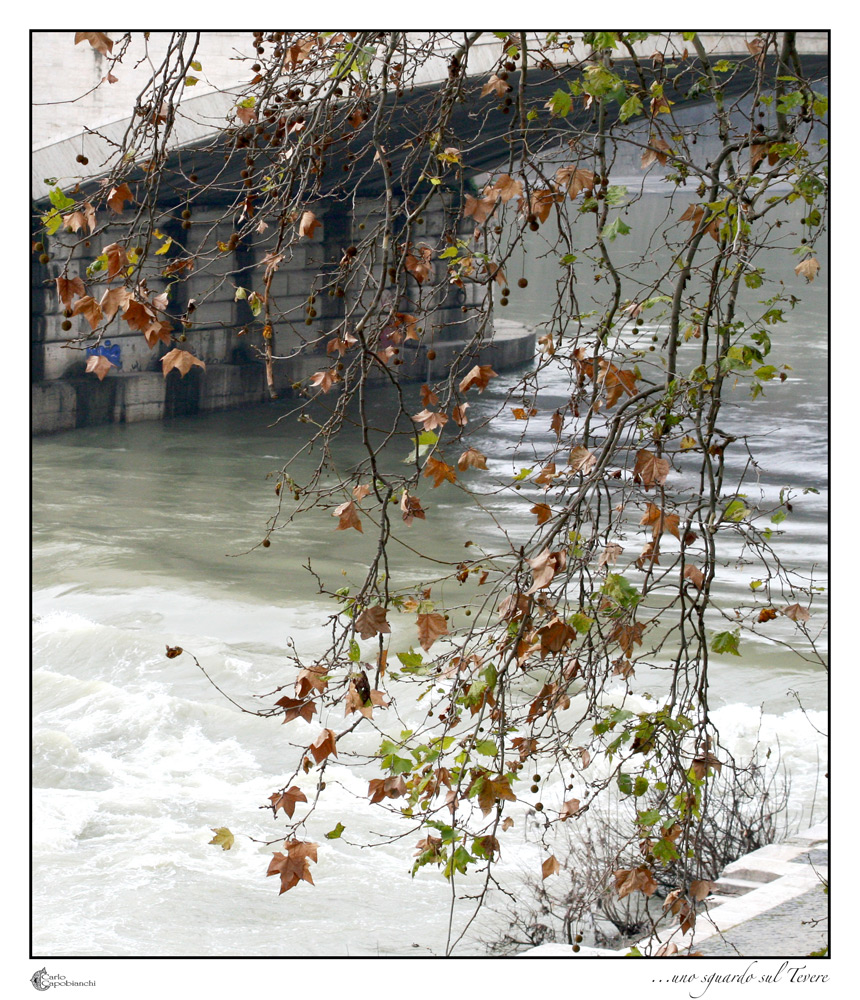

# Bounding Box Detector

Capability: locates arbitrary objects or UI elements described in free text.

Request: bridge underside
[31,49,827,434]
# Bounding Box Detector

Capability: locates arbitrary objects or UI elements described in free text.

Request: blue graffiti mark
[86,340,122,370]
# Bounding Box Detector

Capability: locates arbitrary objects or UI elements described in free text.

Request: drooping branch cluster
[35,30,827,954]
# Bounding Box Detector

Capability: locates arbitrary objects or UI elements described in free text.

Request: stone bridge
[31,31,828,433]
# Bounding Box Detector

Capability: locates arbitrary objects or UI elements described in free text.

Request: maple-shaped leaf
[412,408,449,432]
[75,31,113,56]
[400,490,426,527]
[463,193,498,225]
[299,211,321,239]
[614,865,658,899]
[542,855,561,880]
[267,840,318,894]
[491,173,523,203]
[555,166,596,199]
[352,483,372,501]
[143,321,174,349]
[56,275,86,308]
[641,137,672,169]
[71,295,103,330]
[355,605,390,640]
[690,879,715,902]
[275,695,316,724]
[85,354,115,381]
[420,384,440,408]
[103,242,129,282]
[459,364,497,393]
[640,503,680,541]
[559,798,581,821]
[326,333,358,356]
[458,447,487,471]
[269,786,308,819]
[332,500,362,532]
[692,752,722,780]
[475,774,517,816]
[107,183,133,214]
[310,369,340,394]
[533,462,556,485]
[122,298,156,332]
[527,548,567,594]
[61,204,96,234]
[209,827,234,850]
[417,611,448,651]
[795,258,820,282]
[529,189,563,223]
[404,246,433,283]
[481,74,512,98]
[568,445,597,475]
[309,728,337,765]
[679,203,719,242]
[368,775,407,804]
[295,665,328,699]
[599,543,623,568]
[539,619,576,657]
[608,620,645,658]
[783,603,811,622]
[345,677,388,719]
[601,364,638,408]
[683,565,706,589]
[531,503,552,526]
[512,406,538,420]
[423,456,457,489]
[633,449,670,490]
[162,349,205,378]
[451,403,470,426]
[99,287,132,322]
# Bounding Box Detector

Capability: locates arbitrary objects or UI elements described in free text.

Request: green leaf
[190,60,202,72]
[184,76,199,87]
[604,185,628,207]
[771,509,787,524]
[617,772,633,795]
[560,253,578,265]
[653,837,679,862]
[325,823,345,840]
[237,96,256,109]
[247,291,263,317]
[633,776,649,797]
[41,208,62,236]
[724,499,750,522]
[601,216,631,241]
[475,739,498,757]
[548,88,573,117]
[396,649,424,669]
[638,809,662,827]
[348,638,361,662]
[711,630,741,656]
[619,95,643,122]
[48,187,76,211]
[568,612,594,633]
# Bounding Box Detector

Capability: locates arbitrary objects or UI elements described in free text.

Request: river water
[32,192,828,957]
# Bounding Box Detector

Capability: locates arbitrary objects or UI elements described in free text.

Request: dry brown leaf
[423,456,457,489]
[269,786,308,818]
[542,854,561,880]
[457,447,487,471]
[309,728,338,764]
[299,211,321,239]
[417,612,448,651]
[795,258,820,282]
[85,354,114,380]
[161,349,205,378]
[75,32,113,56]
[783,603,811,622]
[56,275,86,308]
[633,449,670,490]
[332,500,363,533]
[106,183,133,215]
[355,605,390,640]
